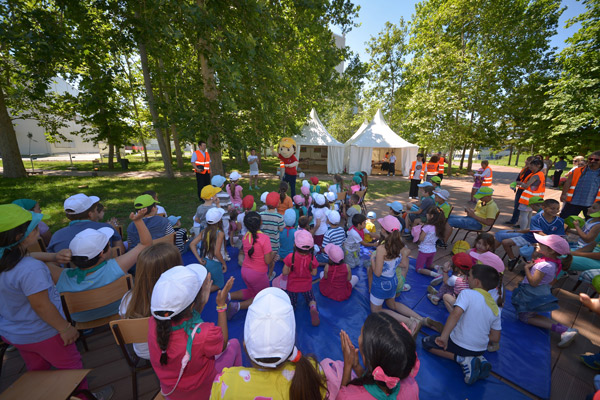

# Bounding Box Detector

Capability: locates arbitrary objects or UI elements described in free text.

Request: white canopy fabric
[344,109,419,176]
[292,108,344,174]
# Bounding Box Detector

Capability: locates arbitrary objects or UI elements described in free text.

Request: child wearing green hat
[126,194,174,248]
[448,187,499,233]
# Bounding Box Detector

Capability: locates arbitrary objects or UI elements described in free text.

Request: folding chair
[152,233,175,245]
[110,318,152,399]
[450,210,500,242]
[1,369,92,400]
[61,274,133,351]
[355,189,368,214]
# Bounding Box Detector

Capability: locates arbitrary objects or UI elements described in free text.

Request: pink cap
[293,195,305,205]
[534,233,570,255]
[470,251,505,273]
[324,243,344,263]
[300,186,310,196]
[294,229,314,250]
[377,215,401,232]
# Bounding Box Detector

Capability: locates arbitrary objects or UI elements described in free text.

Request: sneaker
[430,272,443,286]
[478,356,492,379]
[255,186,260,190]
[433,265,442,272]
[436,239,447,248]
[402,283,411,291]
[310,307,320,326]
[503,220,517,225]
[424,317,444,333]
[558,328,579,348]
[487,342,500,352]
[427,294,440,305]
[427,285,438,295]
[226,301,240,321]
[580,354,600,370]
[507,257,520,271]
[456,355,481,385]
[92,385,114,400]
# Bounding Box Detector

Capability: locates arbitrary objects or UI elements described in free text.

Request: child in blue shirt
[279,209,297,259]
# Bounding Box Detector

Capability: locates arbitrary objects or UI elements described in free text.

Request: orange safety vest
[409,161,424,180]
[481,166,493,187]
[193,150,211,174]
[566,166,600,203]
[279,159,285,169]
[426,162,439,176]
[438,157,445,174]
[519,171,545,205]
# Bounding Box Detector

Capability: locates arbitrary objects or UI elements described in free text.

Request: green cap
[473,187,494,199]
[590,211,600,218]
[510,182,517,189]
[0,204,35,232]
[529,196,544,206]
[593,275,600,294]
[134,194,158,209]
[12,199,37,211]
[353,176,362,184]
[430,176,441,184]
[565,215,585,229]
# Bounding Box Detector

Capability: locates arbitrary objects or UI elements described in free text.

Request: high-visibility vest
[566,166,600,203]
[519,171,545,205]
[409,161,424,180]
[193,150,211,174]
[481,166,493,187]
[279,159,285,169]
[438,157,445,174]
[426,162,439,176]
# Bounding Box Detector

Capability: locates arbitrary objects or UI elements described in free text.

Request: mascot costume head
[278,137,296,159]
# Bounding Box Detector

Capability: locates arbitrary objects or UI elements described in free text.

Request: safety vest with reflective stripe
[519,171,545,205]
[438,157,445,174]
[279,159,285,169]
[566,166,600,203]
[481,167,493,187]
[426,162,439,176]
[409,161,424,180]
[193,150,211,174]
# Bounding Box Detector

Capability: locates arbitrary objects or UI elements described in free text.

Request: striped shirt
[260,210,284,250]
[322,226,346,248]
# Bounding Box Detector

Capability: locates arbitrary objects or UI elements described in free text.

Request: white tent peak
[349,108,418,149]
[293,108,343,147]
[373,109,387,125]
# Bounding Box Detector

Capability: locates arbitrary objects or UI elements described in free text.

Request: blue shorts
[422,335,484,358]
[447,216,482,231]
[204,259,225,289]
[370,275,398,305]
[495,230,523,243]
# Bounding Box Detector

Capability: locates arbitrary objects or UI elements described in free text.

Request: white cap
[367,211,376,219]
[64,193,100,214]
[260,191,269,203]
[151,264,208,320]
[229,171,241,181]
[206,207,226,224]
[302,180,310,188]
[327,210,341,224]
[325,191,336,202]
[244,287,298,368]
[434,189,450,200]
[69,227,113,259]
[315,194,326,206]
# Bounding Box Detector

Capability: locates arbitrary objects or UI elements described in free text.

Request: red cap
[452,252,473,271]
[266,192,280,208]
[310,176,319,185]
[242,195,254,210]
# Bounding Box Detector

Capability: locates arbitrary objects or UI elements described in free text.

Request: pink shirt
[284,252,318,292]
[319,263,352,301]
[148,318,223,400]
[242,232,272,273]
[226,184,244,207]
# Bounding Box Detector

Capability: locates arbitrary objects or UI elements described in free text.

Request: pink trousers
[214,339,242,372]
[241,267,269,300]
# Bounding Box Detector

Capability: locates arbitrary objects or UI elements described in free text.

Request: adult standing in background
[437,152,446,180]
[560,150,600,219]
[408,153,425,199]
[192,141,211,202]
[247,148,260,190]
[425,155,440,182]
[388,151,397,176]
[552,156,567,188]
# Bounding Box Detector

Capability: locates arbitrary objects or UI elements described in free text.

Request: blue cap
[167,215,181,226]
[211,175,227,188]
[417,181,433,188]
[386,201,403,212]
[283,209,296,227]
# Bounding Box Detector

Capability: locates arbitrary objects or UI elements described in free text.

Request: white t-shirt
[418,224,438,254]
[344,228,363,252]
[237,211,247,236]
[312,207,328,236]
[248,155,259,174]
[118,291,150,360]
[450,289,502,352]
[390,155,397,163]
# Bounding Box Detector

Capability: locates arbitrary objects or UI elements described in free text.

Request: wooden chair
[152,233,175,245]
[1,369,92,400]
[116,224,124,239]
[336,191,346,202]
[355,189,368,214]
[109,318,152,400]
[60,274,133,351]
[27,237,47,253]
[450,210,501,243]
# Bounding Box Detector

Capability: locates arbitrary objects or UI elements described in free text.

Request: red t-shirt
[284,252,318,292]
[278,154,298,176]
[148,318,223,400]
[319,263,352,301]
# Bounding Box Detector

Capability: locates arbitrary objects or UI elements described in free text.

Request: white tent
[344,109,419,176]
[292,108,344,174]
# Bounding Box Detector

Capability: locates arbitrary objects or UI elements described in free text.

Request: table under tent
[292,108,344,174]
[344,109,419,176]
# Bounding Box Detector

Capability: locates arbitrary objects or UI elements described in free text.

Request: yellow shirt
[474,200,499,228]
[364,220,376,242]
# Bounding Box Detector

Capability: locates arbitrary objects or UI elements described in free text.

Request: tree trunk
[171,124,183,169]
[141,136,149,163]
[157,58,183,169]
[466,143,475,171]
[136,15,174,179]
[447,144,454,176]
[515,150,521,166]
[124,56,149,163]
[0,83,27,178]
[108,143,115,169]
[459,143,467,170]
[508,145,513,166]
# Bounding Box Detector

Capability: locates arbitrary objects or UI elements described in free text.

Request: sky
[331,0,587,68]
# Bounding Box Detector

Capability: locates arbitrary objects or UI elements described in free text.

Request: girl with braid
[148,264,241,400]
[226,211,274,320]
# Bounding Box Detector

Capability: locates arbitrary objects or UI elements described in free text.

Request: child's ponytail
[244,211,261,258]
[280,181,289,204]
[289,354,328,400]
[154,308,191,365]
[384,229,404,259]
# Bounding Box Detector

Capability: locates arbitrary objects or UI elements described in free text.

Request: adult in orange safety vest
[479,160,493,187]
[560,150,600,218]
[409,153,425,199]
[516,159,544,230]
[437,152,446,179]
[425,155,440,182]
[192,140,212,202]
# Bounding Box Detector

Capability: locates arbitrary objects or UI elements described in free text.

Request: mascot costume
[278,137,299,198]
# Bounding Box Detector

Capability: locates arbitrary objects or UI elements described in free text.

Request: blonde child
[365,211,377,243]
[226,171,244,209]
[414,207,445,280]
[149,266,241,400]
[370,215,423,336]
[319,244,358,302]
[283,230,320,325]
[511,234,578,348]
[190,208,227,293]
